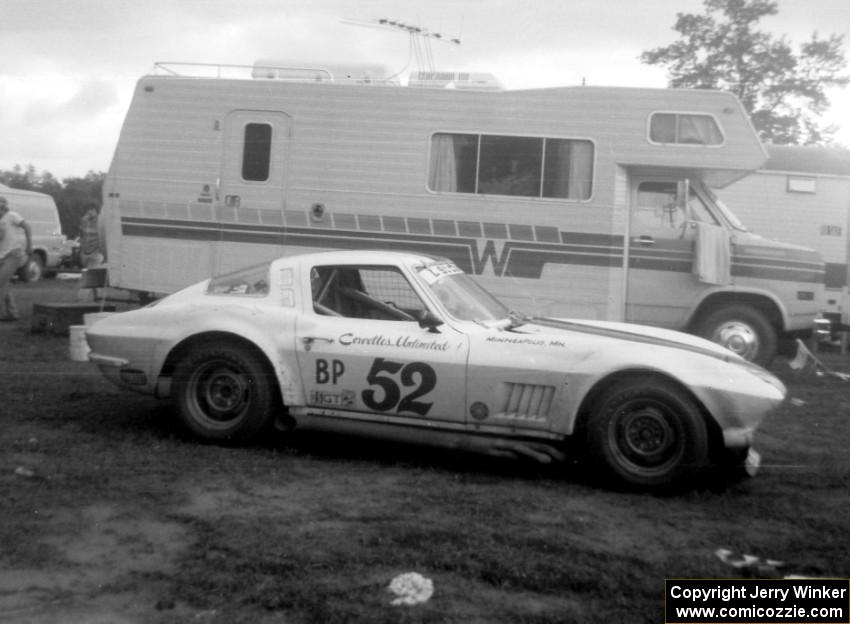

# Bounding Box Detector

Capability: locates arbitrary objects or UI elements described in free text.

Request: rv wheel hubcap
[713,321,758,360]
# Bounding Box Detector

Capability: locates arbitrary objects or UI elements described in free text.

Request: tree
[641,0,849,145]
[58,171,106,237]
[0,165,105,237]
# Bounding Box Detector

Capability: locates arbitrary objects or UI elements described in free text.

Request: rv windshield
[416,262,510,322]
[705,188,749,232]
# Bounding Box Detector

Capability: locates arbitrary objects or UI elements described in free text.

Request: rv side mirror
[676,179,691,220]
[417,310,444,333]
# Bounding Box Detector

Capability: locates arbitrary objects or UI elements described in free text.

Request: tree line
[0,164,104,239]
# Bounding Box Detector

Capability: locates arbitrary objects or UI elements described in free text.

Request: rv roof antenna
[341,17,461,75]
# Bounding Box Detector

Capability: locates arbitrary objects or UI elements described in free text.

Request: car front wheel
[173,343,276,442]
[585,377,709,489]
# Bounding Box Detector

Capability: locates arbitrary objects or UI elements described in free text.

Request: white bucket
[83,312,113,327]
[69,325,90,362]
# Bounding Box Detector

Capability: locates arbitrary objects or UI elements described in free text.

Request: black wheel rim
[186,359,252,430]
[608,397,686,477]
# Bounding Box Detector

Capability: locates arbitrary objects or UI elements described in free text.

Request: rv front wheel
[173,343,276,442]
[696,304,777,367]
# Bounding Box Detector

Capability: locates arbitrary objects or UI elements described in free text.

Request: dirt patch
[0,502,187,623]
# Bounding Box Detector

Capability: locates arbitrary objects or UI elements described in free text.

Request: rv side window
[429,133,593,200]
[242,123,272,181]
[649,113,723,146]
[479,136,543,196]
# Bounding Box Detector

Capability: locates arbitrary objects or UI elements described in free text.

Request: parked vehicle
[718,145,850,337]
[99,62,825,365]
[86,250,786,489]
[0,183,69,281]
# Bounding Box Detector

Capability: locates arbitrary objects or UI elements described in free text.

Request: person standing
[0,195,33,321]
[78,201,104,268]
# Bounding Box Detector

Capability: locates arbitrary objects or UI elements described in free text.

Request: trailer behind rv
[719,145,850,335]
[101,62,825,365]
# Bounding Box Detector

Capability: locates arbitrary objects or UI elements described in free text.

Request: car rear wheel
[585,376,709,489]
[173,343,276,442]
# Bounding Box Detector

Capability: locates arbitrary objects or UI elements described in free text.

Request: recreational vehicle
[100,62,825,365]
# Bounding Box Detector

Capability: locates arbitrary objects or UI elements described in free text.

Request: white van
[0,183,69,281]
[100,62,826,365]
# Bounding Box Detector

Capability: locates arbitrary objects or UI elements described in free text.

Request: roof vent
[252,60,393,84]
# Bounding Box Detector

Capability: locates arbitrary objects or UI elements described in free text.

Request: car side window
[311,265,427,321]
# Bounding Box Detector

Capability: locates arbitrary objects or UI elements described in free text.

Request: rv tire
[696,304,777,367]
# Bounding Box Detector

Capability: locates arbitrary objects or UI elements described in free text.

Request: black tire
[695,304,777,367]
[172,342,277,442]
[18,255,45,283]
[585,376,710,489]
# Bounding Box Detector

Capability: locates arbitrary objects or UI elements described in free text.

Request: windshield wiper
[507,310,529,329]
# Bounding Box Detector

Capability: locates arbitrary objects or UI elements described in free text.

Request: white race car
[86,250,785,489]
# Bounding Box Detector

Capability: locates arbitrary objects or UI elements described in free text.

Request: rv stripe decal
[120,216,825,284]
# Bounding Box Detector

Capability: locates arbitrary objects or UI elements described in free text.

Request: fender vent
[499,383,556,422]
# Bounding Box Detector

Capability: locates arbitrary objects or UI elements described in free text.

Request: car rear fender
[154,328,302,407]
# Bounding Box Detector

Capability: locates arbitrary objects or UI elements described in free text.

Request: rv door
[625,177,720,328]
[220,110,290,215]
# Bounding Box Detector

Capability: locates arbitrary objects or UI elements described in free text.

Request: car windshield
[206,263,270,296]
[416,262,510,322]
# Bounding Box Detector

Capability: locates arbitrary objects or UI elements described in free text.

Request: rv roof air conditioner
[407,71,503,91]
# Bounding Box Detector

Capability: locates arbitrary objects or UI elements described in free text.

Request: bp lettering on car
[86,250,786,490]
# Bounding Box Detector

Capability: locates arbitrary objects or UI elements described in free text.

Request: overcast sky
[1,0,848,179]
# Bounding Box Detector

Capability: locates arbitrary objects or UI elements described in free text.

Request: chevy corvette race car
[86,250,786,489]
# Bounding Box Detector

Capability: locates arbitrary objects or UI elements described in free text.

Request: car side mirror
[417,310,444,333]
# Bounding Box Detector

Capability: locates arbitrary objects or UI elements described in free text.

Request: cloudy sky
[2,0,848,179]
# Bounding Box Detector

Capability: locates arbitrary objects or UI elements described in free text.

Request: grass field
[1,277,848,623]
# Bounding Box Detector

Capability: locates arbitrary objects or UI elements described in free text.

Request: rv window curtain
[677,115,723,145]
[543,139,593,200]
[429,134,459,192]
[567,140,593,199]
[650,113,723,146]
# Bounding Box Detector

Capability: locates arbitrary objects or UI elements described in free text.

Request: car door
[294,264,469,426]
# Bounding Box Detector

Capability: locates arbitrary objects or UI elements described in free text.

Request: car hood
[516,316,751,366]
